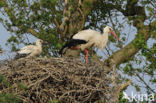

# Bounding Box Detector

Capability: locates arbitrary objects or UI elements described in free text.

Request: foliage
[17,83,28,90]
[0,74,10,87]
[118,92,128,103]
[0,93,22,103]
[0,74,22,103]
[0,0,156,102]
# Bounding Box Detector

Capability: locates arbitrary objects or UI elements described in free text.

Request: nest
[0,57,116,103]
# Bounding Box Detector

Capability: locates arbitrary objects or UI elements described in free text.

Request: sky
[0,23,13,60]
[0,23,37,60]
[0,5,155,102]
[0,24,10,50]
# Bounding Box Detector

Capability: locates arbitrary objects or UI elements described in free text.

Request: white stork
[59,26,119,63]
[14,39,44,59]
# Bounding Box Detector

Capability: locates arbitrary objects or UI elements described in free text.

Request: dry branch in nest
[0,57,128,103]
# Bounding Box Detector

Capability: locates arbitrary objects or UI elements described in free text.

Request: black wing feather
[59,39,87,55]
[14,53,30,60]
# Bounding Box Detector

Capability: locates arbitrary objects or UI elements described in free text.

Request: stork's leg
[84,49,88,64]
[70,47,88,63]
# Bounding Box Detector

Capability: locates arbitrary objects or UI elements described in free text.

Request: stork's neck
[101,31,109,49]
[36,42,42,48]
[102,31,109,38]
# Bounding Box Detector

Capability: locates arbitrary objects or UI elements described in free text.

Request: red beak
[111,31,119,41]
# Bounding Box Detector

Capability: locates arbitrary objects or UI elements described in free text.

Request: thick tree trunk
[61,0,96,57]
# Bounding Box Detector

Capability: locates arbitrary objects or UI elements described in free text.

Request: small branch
[119,80,131,91]
[53,18,63,35]
[26,28,39,37]
[53,0,70,39]
[105,47,111,57]
[108,11,115,29]
[68,22,72,38]
[2,0,39,37]
[63,24,68,36]
[60,0,70,35]
[135,73,155,93]
[64,0,68,4]
[60,17,69,29]
[78,0,82,6]
[77,7,85,30]
[28,74,51,88]
[113,80,131,103]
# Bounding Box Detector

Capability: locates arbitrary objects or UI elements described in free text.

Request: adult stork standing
[59,26,119,63]
[14,39,44,59]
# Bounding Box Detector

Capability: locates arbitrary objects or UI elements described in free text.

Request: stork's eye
[109,28,112,31]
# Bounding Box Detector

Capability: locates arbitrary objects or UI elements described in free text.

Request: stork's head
[36,39,43,43]
[104,26,119,41]
[36,39,48,45]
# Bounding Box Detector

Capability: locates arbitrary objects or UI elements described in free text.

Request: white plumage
[72,26,119,50]
[15,39,43,59]
[59,26,119,63]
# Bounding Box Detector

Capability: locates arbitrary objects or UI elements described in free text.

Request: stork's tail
[59,39,87,55]
[59,45,67,55]
[59,43,70,55]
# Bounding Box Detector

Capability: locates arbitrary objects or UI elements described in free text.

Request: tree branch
[105,0,155,68]
[1,0,39,38]
[60,0,70,30]
[107,20,156,67]
[135,73,155,93]
[24,28,39,37]
[115,80,131,103]
[120,80,132,91]
[53,18,63,35]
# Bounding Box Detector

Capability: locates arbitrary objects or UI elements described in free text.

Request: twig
[105,47,111,57]
[119,80,131,91]
[135,73,155,93]
[53,18,63,35]
[0,57,122,102]
[28,74,50,88]
[113,80,131,103]
[77,7,85,30]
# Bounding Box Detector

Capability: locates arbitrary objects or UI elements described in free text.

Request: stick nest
[0,57,114,103]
